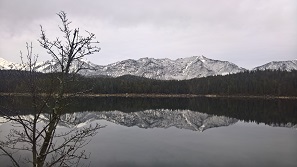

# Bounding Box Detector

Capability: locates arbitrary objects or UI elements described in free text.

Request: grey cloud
[0,0,296,69]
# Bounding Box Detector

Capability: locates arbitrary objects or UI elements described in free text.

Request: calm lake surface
[0,96,297,167]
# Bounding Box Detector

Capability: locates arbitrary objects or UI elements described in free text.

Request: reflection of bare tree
[0,11,103,167]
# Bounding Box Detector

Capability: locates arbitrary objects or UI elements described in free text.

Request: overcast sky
[0,0,296,69]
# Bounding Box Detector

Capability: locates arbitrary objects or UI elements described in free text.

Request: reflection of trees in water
[1,96,297,125]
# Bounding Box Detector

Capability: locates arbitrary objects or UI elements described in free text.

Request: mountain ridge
[253,60,297,71]
[1,56,296,80]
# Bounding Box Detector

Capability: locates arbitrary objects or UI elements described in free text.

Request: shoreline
[0,93,297,100]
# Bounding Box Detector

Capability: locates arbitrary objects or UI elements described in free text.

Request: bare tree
[0,11,103,167]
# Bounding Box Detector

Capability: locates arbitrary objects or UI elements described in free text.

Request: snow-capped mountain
[33,59,98,74]
[1,56,296,80]
[0,58,23,70]
[253,60,297,71]
[0,56,246,80]
[0,58,98,74]
[84,56,246,80]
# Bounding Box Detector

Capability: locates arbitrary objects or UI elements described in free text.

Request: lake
[0,96,297,167]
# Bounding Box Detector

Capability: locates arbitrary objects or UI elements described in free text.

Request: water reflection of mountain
[62,110,238,132]
[1,109,296,132]
[1,96,297,127]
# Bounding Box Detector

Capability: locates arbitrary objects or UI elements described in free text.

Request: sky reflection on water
[83,119,297,167]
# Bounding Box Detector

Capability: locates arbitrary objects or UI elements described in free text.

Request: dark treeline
[0,69,297,96]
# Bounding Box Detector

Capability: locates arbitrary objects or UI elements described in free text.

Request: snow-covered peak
[198,55,207,62]
[253,60,297,71]
[0,58,20,70]
[2,56,295,80]
[0,56,247,79]
[92,56,246,80]
[0,57,98,75]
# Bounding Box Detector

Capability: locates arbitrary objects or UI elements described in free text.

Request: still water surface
[0,97,296,167]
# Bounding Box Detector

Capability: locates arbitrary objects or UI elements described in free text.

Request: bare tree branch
[1,11,102,167]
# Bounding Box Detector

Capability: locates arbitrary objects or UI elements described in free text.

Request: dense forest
[0,69,297,96]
